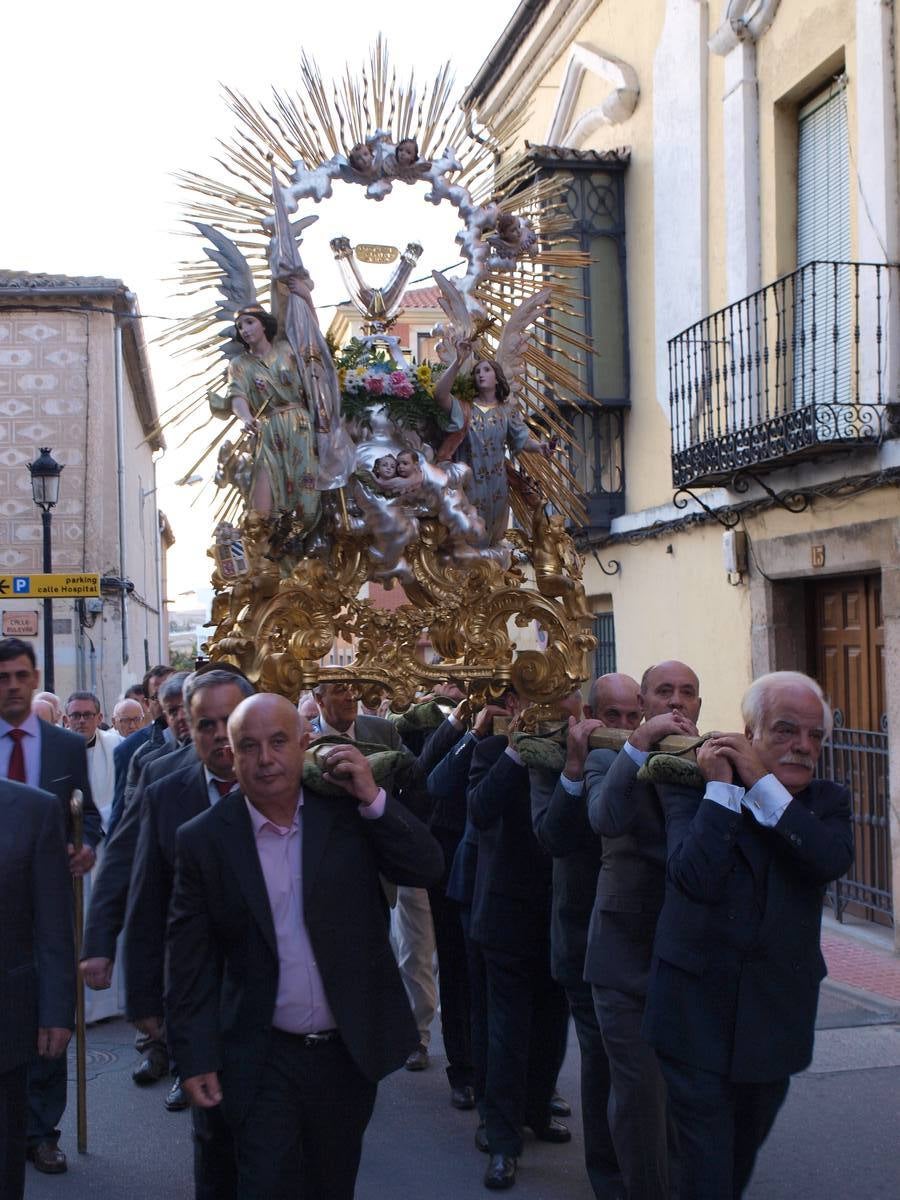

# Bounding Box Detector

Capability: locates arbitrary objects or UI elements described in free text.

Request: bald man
[583,660,701,1200]
[530,673,642,1199]
[165,694,444,1200]
[112,699,145,738]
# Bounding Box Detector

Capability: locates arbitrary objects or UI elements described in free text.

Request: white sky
[1,0,520,609]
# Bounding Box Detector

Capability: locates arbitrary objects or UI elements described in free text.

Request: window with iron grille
[525,147,630,540]
[593,611,616,678]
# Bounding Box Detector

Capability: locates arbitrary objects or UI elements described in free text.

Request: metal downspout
[114,316,129,666]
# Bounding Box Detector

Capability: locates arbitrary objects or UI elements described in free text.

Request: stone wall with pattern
[0,310,89,571]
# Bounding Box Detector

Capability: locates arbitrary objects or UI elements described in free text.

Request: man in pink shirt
[165,693,444,1200]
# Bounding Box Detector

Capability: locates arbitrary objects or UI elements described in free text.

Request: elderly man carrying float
[643,670,853,1199]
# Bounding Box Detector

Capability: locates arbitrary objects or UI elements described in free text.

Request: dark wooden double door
[807,573,890,924]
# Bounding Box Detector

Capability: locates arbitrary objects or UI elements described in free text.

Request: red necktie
[212,778,235,799]
[7,728,27,783]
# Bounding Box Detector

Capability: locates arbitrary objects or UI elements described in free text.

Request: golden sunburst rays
[163,39,599,517]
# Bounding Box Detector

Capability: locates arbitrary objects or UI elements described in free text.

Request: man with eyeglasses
[126,669,255,1196]
[644,671,853,1198]
[112,697,145,737]
[82,673,195,1089]
[65,692,122,833]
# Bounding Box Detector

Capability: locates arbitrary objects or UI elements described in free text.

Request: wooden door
[809,574,884,729]
[808,573,890,924]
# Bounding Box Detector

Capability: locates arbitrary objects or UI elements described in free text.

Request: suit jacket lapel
[301,787,337,906]
[218,793,278,959]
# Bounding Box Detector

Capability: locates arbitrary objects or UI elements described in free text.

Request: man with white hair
[32,692,63,724]
[643,670,853,1199]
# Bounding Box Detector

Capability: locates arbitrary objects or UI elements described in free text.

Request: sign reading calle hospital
[0,573,101,598]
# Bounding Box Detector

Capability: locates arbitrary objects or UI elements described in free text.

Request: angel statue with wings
[432,274,553,553]
[202,193,354,540]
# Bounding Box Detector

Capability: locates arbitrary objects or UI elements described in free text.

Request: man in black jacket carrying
[643,671,853,1199]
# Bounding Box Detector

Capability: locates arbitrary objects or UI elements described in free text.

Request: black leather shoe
[528,1117,571,1143]
[451,1084,476,1110]
[404,1043,429,1071]
[550,1091,571,1117]
[484,1154,517,1190]
[165,1077,189,1111]
[27,1140,68,1174]
[475,1122,489,1153]
[132,1052,168,1085]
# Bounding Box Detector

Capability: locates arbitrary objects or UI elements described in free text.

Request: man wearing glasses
[65,692,122,834]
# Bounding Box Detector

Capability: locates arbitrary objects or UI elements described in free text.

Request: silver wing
[495,287,551,393]
[431,270,475,341]
[192,222,258,360]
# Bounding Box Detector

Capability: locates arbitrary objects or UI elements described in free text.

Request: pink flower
[389,370,414,398]
[365,375,385,395]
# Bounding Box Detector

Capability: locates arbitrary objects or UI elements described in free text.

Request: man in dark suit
[310,680,453,1073]
[467,696,571,1191]
[0,778,75,1199]
[166,693,444,1199]
[107,665,174,836]
[82,673,195,1087]
[531,673,643,1199]
[643,671,853,1199]
[126,669,254,1195]
[0,637,100,1175]
[428,699,511,1131]
[584,659,701,1200]
[118,672,191,820]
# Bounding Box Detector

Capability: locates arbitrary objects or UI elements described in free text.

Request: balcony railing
[669,261,898,487]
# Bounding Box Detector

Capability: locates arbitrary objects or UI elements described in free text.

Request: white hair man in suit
[644,671,853,1198]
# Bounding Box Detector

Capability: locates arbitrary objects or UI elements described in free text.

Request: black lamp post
[27,447,63,692]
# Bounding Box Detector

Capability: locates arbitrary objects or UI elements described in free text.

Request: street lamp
[27,447,64,692]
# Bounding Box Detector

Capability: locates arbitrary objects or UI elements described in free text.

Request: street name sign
[0,573,101,598]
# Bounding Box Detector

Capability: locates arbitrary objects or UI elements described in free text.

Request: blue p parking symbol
[13,577,30,593]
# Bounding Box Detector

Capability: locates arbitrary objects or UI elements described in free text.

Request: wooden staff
[69,789,88,1154]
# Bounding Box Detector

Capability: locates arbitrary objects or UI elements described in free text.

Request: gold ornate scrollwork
[204,502,597,708]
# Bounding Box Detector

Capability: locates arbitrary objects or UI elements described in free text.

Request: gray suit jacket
[584,747,667,997]
[83,742,197,960]
[0,779,75,1072]
[39,719,102,849]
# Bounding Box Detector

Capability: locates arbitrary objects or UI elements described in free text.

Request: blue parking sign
[13,577,30,593]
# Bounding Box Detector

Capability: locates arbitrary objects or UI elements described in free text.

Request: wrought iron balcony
[669,261,898,487]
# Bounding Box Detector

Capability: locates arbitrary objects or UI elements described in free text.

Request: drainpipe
[153,495,164,662]
[114,311,129,667]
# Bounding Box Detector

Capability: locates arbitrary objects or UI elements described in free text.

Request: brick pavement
[821,926,900,1003]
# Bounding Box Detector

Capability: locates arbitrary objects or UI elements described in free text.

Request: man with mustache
[643,671,853,1199]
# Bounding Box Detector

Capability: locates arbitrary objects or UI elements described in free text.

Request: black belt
[272,1027,340,1048]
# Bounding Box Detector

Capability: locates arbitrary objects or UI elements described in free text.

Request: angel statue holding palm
[202,193,354,539]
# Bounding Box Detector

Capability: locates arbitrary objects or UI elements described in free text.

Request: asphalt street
[25,978,900,1200]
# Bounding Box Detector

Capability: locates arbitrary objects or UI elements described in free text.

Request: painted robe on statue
[450,399,530,547]
[225,340,320,527]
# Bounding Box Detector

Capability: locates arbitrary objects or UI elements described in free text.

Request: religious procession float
[161,39,600,720]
